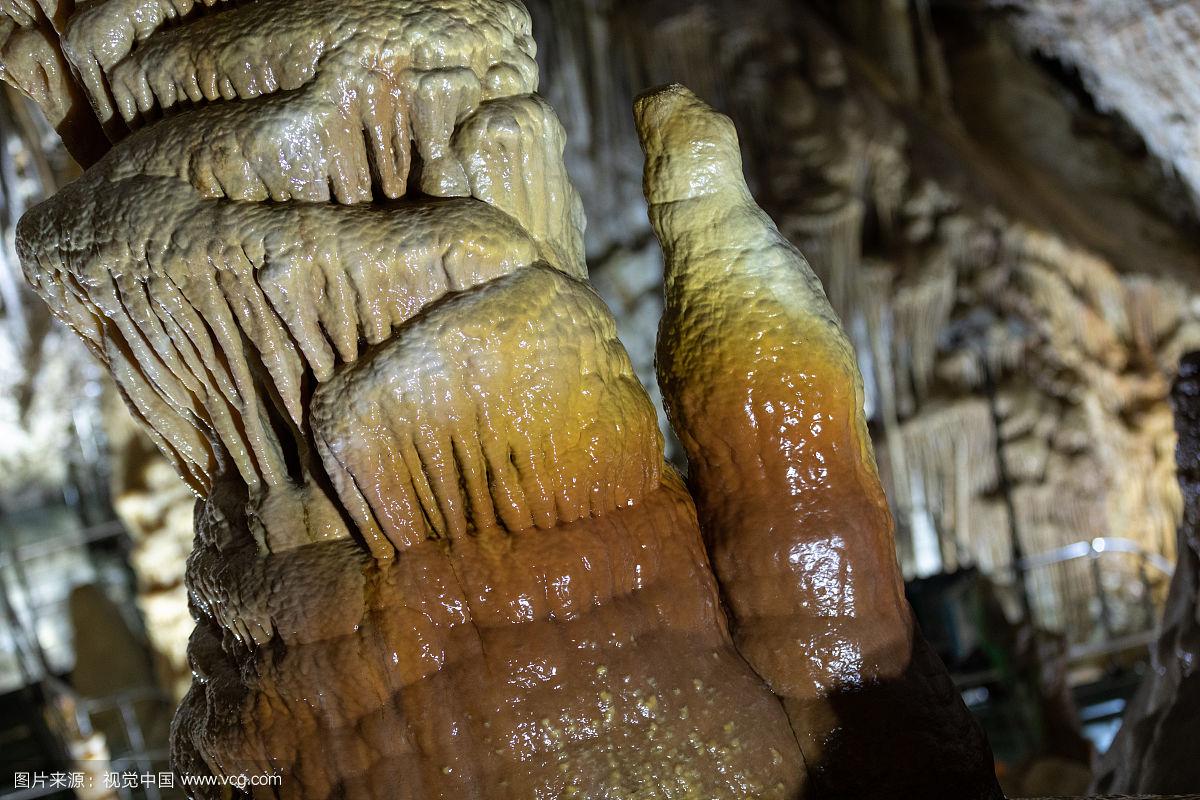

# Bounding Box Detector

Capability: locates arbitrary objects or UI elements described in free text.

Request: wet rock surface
[4,0,988,795]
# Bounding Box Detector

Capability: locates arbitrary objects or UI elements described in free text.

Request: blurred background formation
[2,0,1200,797]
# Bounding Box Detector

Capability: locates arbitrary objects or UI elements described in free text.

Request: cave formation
[0,0,1001,795]
[2,0,1200,797]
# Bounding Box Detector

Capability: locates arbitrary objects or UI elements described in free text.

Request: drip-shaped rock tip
[634,84,748,206]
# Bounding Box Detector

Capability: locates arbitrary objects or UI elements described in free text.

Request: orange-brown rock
[176,472,805,798]
[3,0,1001,796]
[639,83,1000,799]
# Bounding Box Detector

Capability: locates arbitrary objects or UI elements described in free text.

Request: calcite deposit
[0,0,105,165]
[2,0,1000,797]
[639,83,998,798]
[529,2,1200,790]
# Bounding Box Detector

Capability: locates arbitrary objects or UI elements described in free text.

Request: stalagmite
[638,83,1000,799]
[3,1,839,796]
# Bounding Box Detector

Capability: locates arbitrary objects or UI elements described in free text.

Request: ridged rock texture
[1,0,1001,798]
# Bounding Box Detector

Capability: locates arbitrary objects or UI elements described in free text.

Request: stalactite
[867,132,909,243]
[892,251,956,407]
[524,0,645,258]
[899,398,996,568]
[858,260,897,418]
[1124,273,1187,366]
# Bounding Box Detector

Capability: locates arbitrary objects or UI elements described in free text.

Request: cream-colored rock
[312,266,661,556]
[0,6,106,164]
[6,3,810,797]
[10,0,585,273]
[108,405,196,701]
[21,181,540,512]
[62,0,534,142]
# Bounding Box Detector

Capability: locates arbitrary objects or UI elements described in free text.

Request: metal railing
[1008,536,1173,661]
[0,511,177,800]
[1,678,175,800]
[0,518,131,690]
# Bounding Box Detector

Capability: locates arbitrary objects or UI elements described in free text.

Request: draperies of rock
[0,0,1003,796]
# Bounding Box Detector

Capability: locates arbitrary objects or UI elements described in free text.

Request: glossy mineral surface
[640,84,1001,799]
[4,0,999,796]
